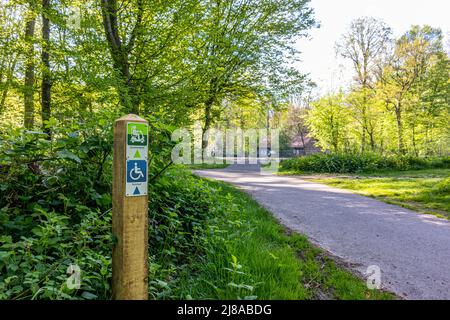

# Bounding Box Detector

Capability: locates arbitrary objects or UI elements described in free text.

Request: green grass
[307,169,450,219]
[174,178,394,300]
[185,163,229,170]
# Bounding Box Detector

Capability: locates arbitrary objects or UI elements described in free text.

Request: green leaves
[81,291,98,300]
[56,149,81,164]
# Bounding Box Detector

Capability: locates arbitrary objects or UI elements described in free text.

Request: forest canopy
[0,0,315,137]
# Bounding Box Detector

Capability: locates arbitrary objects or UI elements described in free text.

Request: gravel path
[195,164,450,300]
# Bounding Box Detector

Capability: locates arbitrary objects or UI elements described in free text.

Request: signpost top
[115,113,148,123]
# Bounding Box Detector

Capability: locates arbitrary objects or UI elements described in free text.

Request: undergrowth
[0,123,392,300]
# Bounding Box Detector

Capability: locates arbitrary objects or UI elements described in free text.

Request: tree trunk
[0,85,7,112]
[424,124,430,156]
[0,58,17,113]
[41,0,52,137]
[202,96,214,160]
[369,130,375,151]
[333,140,338,153]
[100,0,141,114]
[299,128,306,155]
[412,125,418,156]
[360,102,368,153]
[0,61,5,113]
[395,102,405,154]
[24,8,36,129]
[361,128,366,153]
[379,121,385,154]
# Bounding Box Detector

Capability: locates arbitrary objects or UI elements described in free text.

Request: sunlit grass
[175,179,394,300]
[309,169,450,218]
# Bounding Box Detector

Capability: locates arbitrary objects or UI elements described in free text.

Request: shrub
[280,153,450,174]
[0,125,115,299]
[0,124,222,299]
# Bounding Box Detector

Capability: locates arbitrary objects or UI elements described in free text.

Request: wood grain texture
[112,114,148,300]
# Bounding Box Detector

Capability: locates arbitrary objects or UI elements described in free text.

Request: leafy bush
[0,120,222,300]
[280,153,450,174]
[0,122,114,299]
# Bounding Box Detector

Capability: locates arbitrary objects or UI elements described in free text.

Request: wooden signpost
[112,114,149,300]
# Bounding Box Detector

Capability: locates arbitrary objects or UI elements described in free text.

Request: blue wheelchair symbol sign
[126,160,147,183]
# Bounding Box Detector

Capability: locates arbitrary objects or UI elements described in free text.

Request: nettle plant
[0,120,114,299]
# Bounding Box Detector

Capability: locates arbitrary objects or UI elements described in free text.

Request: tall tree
[283,104,311,154]
[24,2,36,129]
[306,92,350,153]
[100,0,143,114]
[0,2,20,114]
[336,17,392,152]
[41,0,52,136]
[379,26,444,153]
[0,57,16,113]
[411,51,450,155]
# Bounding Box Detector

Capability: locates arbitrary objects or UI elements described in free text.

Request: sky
[295,0,450,95]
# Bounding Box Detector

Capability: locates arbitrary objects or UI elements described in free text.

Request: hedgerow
[280,153,450,174]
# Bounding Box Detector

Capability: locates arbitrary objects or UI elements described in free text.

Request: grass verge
[173,177,394,300]
[305,169,450,219]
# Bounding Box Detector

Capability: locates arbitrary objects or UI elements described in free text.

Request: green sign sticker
[127,122,148,146]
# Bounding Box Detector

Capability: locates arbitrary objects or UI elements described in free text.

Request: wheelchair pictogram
[130,162,144,181]
[126,160,147,183]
